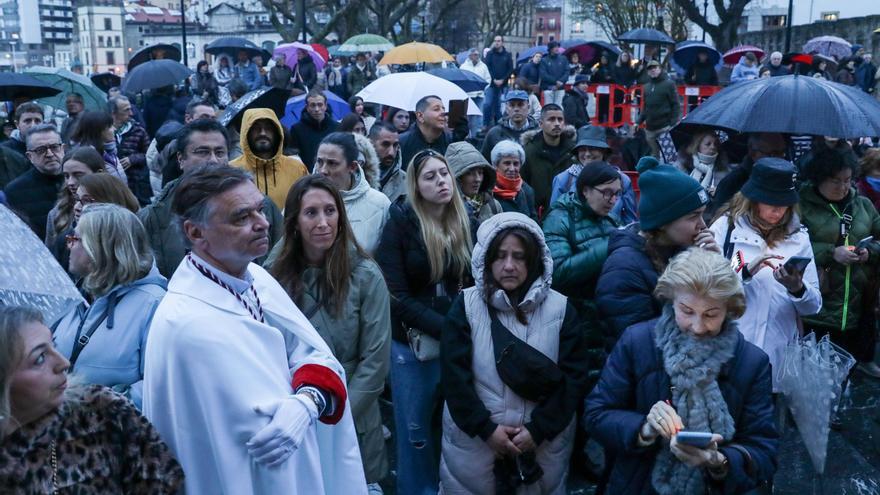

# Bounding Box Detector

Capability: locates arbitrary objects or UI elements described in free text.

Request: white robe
[143,258,367,494]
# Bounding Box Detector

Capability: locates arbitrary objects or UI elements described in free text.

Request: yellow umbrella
[379,41,454,65]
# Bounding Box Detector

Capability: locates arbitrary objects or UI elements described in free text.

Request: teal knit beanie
[636,156,710,230]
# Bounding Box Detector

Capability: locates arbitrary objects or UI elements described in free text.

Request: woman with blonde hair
[376,148,476,495]
[0,305,184,492]
[586,247,778,494]
[52,203,167,409]
[674,131,730,197]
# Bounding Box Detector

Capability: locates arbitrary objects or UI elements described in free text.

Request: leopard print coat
[0,384,184,494]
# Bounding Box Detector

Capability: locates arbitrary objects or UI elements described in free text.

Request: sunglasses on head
[410,149,442,169]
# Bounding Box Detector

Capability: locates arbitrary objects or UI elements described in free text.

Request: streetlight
[180,0,188,66]
[702,0,709,42]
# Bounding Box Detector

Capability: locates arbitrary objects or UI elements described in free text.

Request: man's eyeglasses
[592,187,622,201]
[65,233,81,246]
[28,143,63,157]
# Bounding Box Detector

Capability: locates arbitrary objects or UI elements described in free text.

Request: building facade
[77,0,126,74]
[739,14,880,60]
[534,3,561,46]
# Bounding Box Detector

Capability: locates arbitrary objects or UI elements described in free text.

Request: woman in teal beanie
[595,156,718,345]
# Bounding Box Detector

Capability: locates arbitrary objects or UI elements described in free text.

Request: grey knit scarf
[651,305,738,495]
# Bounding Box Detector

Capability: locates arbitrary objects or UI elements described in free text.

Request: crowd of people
[1,33,880,495]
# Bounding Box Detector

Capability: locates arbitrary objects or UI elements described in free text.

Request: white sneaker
[367,482,384,494]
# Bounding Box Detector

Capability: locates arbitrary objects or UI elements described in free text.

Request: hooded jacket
[231,108,308,209]
[638,71,679,131]
[480,116,540,161]
[440,212,588,494]
[352,133,380,188]
[52,265,168,409]
[730,57,759,83]
[539,53,570,90]
[138,177,284,278]
[447,142,502,224]
[520,126,577,214]
[342,165,390,254]
[378,153,406,205]
[290,110,339,171]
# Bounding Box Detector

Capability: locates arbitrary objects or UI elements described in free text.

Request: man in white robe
[143,165,366,494]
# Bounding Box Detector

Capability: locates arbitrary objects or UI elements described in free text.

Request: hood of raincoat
[447,141,497,194]
[472,212,553,312]
[352,132,380,189]
[239,108,285,165]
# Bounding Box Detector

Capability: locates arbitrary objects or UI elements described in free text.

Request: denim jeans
[482,84,505,128]
[468,96,484,138]
[390,340,441,495]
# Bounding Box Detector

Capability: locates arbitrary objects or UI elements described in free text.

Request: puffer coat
[440,212,588,494]
[798,184,880,331]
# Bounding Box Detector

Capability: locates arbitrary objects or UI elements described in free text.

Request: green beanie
[636,156,710,230]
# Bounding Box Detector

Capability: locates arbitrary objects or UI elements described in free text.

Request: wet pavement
[378,369,880,494]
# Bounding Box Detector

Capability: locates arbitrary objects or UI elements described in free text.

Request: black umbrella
[206,37,272,65]
[678,74,880,139]
[128,43,182,71]
[618,28,675,45]
[427,68,488,93]
[219,87,291,130]
[121,59,192,94]
[90,72,122,93]
[0,73,62,101]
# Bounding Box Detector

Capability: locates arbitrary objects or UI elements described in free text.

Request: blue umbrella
[678,75,880,139]
[455,49,470,65]
[427,68,488,93]
[618,28,675,45]
[672,41,721,70]
[0,73,61,101]
[281,90,350,127]
[517,45,547,65]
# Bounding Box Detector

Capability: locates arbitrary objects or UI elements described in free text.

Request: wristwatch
[296,387,326,415]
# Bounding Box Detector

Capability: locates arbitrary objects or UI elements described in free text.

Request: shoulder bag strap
[69,293,119,371]
[487,304,514,364]
[722,217,736,259]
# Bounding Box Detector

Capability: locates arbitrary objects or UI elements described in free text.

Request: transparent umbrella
[0,205,84,324]
[777,333,855,474]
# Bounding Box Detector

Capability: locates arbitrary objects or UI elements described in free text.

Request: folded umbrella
[0,205,84,325]
[427,68,488,93]
[803,35,852,61]
[356,72,481,116]
[274,42,326,71]
[379,42,454,66]
[25,66,106,111]
[0,73,61,101]
[90,72,122,93]
[121,59,192,94]
[679,74,880,139]
[617,28,675,45]
[219,86,292,130]
[722,45,765,65]
[128,43,182,71]
[280,90,350,128]
[339,34,394,54]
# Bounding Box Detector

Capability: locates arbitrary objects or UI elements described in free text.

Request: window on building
[114,35,120,46]
[107,50,114,65]
[98,35,103,46]
[737,15,749,34]
[820,11,839,22]
[104,17,111,30]
[549,18,556,29]
[537,17,543,29]
[573,21,583,33]
[762,15,786,29]
[537,35,544,45]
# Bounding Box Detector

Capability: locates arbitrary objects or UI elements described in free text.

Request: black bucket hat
[741,157,799,206]
[573,126,610,151]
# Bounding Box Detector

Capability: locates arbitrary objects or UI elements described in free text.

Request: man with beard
[369,121,406,203]
[3,124,64,238]
[520,104,576,216]
[139,119,284,277]
[233,108,308,209]
[399,95,467,168]
[480,90,540,160]
[290,90,339,171]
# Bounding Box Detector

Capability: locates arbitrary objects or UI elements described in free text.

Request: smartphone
[447,99,467,128]
[783,256,811,273]
[857,236,874,251]
[676,431,715,448]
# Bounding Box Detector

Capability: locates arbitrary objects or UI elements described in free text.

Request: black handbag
[488,306,564,403]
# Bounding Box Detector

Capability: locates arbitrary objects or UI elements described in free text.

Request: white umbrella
[356,72,482,116]
[0,205,84,324]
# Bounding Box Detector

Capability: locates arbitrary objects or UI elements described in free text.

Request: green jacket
[138,178,284,278]
[295,253,391,483]
[638,72,680,131]
[799,184,880,331]
[520,127,577,216]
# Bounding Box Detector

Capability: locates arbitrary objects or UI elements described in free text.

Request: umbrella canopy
[722,45,765,65]
[121,59,192,94]
[563,40,621,66]
[328,45,355,58]
[427,68,489,93]
[24,66,106,111]
[803,35,852,61]
[219,86,292,130]
[89,72,122,93]
[128,43,182,71]
[455,49,471,65]
[672,41,721,71]
[0,73,61,101]
[356,72,481,116]
[679,74,880,139]
[618,28,675,45]
[517,45,547,64]
[274,42,326,71]
[339,34,394,54]
[310,44,330,63]
[379,42,454,66]
[280,90,351,128]
[781,53,818,75]
[206,37,272,64]
[0,205,84,324]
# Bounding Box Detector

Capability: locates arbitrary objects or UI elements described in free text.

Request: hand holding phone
[783,256,811,273]
[857,236,874,253]
[675,431,715,449]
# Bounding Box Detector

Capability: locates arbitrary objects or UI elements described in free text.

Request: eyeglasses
[28,143,63,157]
[592,187,622,201]
[64,233,81,246]
[73,194,96,205]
